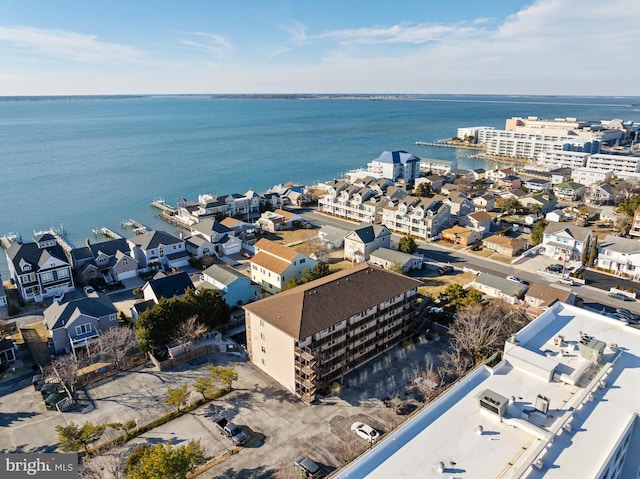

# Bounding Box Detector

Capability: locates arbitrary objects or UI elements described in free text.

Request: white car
[83,285,95,295]
[52,291,64,303]
[506,275,529,285]
[351,422,380,443]
[557,277,575,286]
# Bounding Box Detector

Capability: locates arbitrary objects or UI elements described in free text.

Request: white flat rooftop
[335,303,640,479]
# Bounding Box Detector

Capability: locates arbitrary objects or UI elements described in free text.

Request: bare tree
[306,237,330,263]
[98,326,138,370]
[50,353,81,399]
[78,443,132,479]
[334,435,368,464]
[174,316,207,350]
[272,463,300,479]
[411,363,443,402]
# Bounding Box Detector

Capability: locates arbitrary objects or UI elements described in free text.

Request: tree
[581,236,591,266]
[617,194,640,218]
[589,235,599,267]
[218,365,239,390]
[50,353,82,399]
[56,421,106,455]
[614,215,632,235]
[123,440,205,479]
[300,262,331,283]
[174,316,206,351]
[193,374,216,401]
[500,197,522,214]
[399,235,418,254]
[529,203,542,216]
[98,326,138,370]
[165,384,190,412]
[530,220,548,246]
[281,276,302,291]
[414,182,432,198]
[439,284,484,309]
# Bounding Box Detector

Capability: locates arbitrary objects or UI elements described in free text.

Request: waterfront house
[472,194,495,212]
[184,235,216,259]
[43,293,118,356]
[418,175,446,193]
[225,190,261,219]
[482,235,529,257]
[586,183,614,205]
[496,175,522,191]
[471,168,486,181]
[367,150,421,183]
[141,271,195,304]
[256,208,304,233]
[261,192,284,211]
[318,225,350,250]
[128,230,189,273]
[243,263,422,403]
[200,264,261,307]
[368,247,422,273]
[70,238,138,284]
[486,168,515,182]
[554,181,586,201]
[470,272,526,304]
[441,226,482,247]
[595,235,640,280]
[220,217,254,240]
[344,224,392,263]
[523,178,551,193]
[541,222,594,260]
[250,239,317,293]
[317,180,382,224]
[189,217,242,256]
[5,233,75,302]
[459,210,492,235]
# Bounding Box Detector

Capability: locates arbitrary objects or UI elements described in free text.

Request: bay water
[1,94,640,278]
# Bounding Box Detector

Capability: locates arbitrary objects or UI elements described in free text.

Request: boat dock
[151,198,177,214]
[0,232,21,250]
[157,212,192,229]
[34,226,75,254]
[415,140,485,150]
[121,219,149,235]
[92,227,123,240]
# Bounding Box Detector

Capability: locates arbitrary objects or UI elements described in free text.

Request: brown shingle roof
[251,251,291,275]
[244,263,422,340]
[483,235,527,249]
[468,211,491,222]
[254,238,300,261]
[525,282,572,307]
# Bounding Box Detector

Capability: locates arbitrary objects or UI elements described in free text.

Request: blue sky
[0,0,638,96]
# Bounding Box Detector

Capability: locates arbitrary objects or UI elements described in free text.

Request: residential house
[317,180,382,224]
[261,192,284,211]
[482,235,529,257]
[225,190,261,219]
[250,239,317,293]
[0,338,16,365]
[630,206,640,238]
[459,211,492,235]
[545,209,568,223]
[472,194,495,212]
[381,196,450,240]
[368,247,422,273]
[524,282,576,317]
[520,193,557,214]
[416,175,446,193]
[5,233,75,302]
[141,271,195,304]
[188,218,242,256]
[70,238,138,284]
[554,181,586,201]
[498,189,526,202]
[586,183,614,205]
[130,299,156,322]
[176,194,228,224]
[243,263,422,403]
[541,222,594,260]
[127,230,189,272]
[523,178,550,193]
[486,168,515,182]
[344,224,392,263]
[470,272,527,304]
[184,235,216,260]
[318,225,350,250]
[443,193,475,220]
[571,167,614,187]
[440,183,459,196]
[256,209,304,232]
[366,150,421,183]
[496,175,522,191]
[596,235,640,280]
[471,168,486,181]
[43,294,118,356]
[220,217,254,240]
[441,226,483,247]
[549,167,573,185]
[0,276,6,307]
[200,264,261,307]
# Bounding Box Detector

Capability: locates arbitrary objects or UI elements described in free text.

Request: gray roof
[6,240,69,273]
[128,230,183,249]
[351,224,391,243]
[203,264,247,286]
[145,271,194,300]
[474,273,525,297]
[191,218,233,237]
[43,294,117,330]
[599,235,640,255]
[369,247,419,265]
[319,225,350,243]
[543,222,593,242]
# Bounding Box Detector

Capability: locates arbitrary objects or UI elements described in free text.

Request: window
[261,346,266,353]
[76,324,92,335]
[58,269,69,278]
[260,333,265,340]
[159,247,164,256]
[41,272,53,282]
[122,259,128,266]
[300,258,306,264]
[259,319,264,327]
[261,358,266,365]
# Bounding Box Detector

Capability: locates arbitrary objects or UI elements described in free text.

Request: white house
[127,230,189,272]
[250,238,317,293]
[368,247,422,273]
[344,224,392,263]
[596,235,640,280]
[541,222,594,261]
[366,150,421,183]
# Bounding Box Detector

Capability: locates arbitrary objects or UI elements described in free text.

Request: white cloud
[0,25,147,63]
[180,31,233,58]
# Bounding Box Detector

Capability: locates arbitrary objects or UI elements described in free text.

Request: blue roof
[374,150,420,165]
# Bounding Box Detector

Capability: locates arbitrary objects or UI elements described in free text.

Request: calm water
[2,94,640,278]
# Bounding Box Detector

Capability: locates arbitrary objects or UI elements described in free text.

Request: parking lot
[2,332,448,478]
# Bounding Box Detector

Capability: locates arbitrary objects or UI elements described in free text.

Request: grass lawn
[417,271,477,299]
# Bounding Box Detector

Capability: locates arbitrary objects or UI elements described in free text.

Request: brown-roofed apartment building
[249,238,317,293]
[243,263,422,403]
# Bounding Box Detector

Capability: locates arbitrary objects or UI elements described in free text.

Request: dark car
[438,265,454,275]
[546,264,564,273]
[608,292,635,302]
[616,308,640,322]
[294,456,323,479]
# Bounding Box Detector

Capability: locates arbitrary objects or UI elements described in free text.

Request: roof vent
[476,425,484,436]
[437,462,445,474]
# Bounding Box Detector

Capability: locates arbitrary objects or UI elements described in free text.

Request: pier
[0,232,21,250]
[121,219,149,235]
[34,226,75,254]
[415,140,485,151]
[157,212,192,229]
[92,227,123,240]
[151,198,177,214]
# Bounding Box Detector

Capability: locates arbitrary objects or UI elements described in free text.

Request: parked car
[610,313,630,324]
[215,418,249,446]
[83,285,95,295]
[438,265,454,275]
[546,264,564,273]
[52,291,64,303]
[293,456,324,479]
[557,277,575,286]
[608,292,635,302]
[615,308,640,322]
[506,275,529,285]
[351,422,381,443]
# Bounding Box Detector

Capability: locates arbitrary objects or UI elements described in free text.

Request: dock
[0,232,21,250]
[415,140,485,150]
[151,198,177,214]
[121,219,149,235]
[92,227,123,240]
[34,226,75,254]
[157,212,192,229]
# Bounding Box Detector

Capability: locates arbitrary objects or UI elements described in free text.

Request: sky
[0,0,638,96]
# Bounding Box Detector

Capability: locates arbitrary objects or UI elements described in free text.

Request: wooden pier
[92,227,123,240]
[121,219,149,235]
[151,198,177,214]
[157,212,192,229]
[34,227,74,254]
